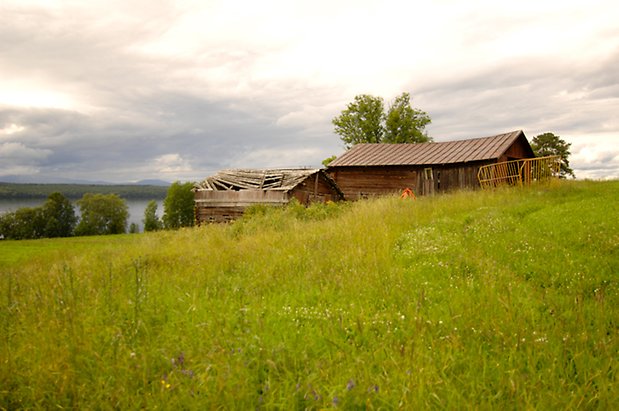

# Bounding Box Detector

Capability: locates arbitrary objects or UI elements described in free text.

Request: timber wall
[328,166,418,200]
[329,162,492,200]
[195,190,289,223]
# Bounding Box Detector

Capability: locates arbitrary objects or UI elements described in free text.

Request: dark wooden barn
[194,168,343,223]
[327,130,535,200]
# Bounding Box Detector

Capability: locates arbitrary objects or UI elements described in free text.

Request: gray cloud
[1,1,617,182]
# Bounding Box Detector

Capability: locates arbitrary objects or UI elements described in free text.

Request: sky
[1,0,618,183]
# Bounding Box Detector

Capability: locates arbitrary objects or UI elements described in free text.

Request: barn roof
[195,168,323,191]
[328,130,532,167]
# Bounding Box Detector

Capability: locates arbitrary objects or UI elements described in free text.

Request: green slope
[1,180,618,409]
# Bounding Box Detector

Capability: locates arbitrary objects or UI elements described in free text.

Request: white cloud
[569,134,619,179]
[232,147,326,170]
[154,153,193,174]
[0,123,25,136]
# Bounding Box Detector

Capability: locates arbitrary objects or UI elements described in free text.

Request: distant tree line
[0,183,169,200]
[0,182,195,240]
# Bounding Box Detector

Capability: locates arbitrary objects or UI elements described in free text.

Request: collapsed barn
[193,168,343,223]
[326,130,536,200]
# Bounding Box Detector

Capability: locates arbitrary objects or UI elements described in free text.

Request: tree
[332,92,431,148]
[332,94,385,148]
[0,192,75,240]
[41,192,77,237]
[75,193,129,236]
[163,181,195,229]
[384,92,432,143]
[143,200,163,232]
[322,155,337,167]
[0,207,46,240]
[531,132,575,178]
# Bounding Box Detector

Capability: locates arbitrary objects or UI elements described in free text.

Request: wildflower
[368,385,379,393]
[346,379,356,391]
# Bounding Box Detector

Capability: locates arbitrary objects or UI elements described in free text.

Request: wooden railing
[478,156,561,189]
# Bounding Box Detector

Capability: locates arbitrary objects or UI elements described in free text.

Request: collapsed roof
[194,168,324,191]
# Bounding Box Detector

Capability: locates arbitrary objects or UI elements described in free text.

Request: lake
[0,199,164,233]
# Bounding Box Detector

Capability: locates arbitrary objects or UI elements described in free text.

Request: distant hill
[0,175,171,186]
[0,182,169,200]
[133,179,171,186]
[0,175,111,185]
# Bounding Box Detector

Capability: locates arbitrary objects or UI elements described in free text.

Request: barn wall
[290,173,344,204]
[330,162,495,200]
[194,190,289,223]
[328,166,418,200]
[501,136,536,161]
[430,162,491,193]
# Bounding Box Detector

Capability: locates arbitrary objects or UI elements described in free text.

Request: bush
[75,193,129,236]
[163,182,195,229]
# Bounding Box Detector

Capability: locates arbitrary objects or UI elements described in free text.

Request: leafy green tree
[75,193,129,236]
[0,213,11,239]
[41,192,77,237]
[332,94,385,148]
[143,200,163,232]
[322,155,337,167]
[0,207,46,240]
[163,181,195,229]
[531,132,575,178]
[332,92,432,148]
[384,92,432,143]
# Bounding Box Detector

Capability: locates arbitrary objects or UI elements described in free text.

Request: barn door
[423,167,435,196]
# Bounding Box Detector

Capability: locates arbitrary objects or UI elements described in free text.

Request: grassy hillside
[1,180,617,409]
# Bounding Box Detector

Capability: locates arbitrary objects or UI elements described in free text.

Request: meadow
[1,180,617,409]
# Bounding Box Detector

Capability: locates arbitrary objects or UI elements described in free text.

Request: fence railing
[478,156,561,189]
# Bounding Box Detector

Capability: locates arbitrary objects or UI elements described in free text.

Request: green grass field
[1,180,618,409]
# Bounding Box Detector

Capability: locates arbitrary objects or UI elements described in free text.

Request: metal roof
[328,130,529,167]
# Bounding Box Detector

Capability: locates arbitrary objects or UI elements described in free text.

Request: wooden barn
[194,168,344,223]
[327,130,535,200]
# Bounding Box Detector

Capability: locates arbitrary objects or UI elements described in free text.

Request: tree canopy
[332,92,431,149]
[143,200,163,232]
[75,193,129,236]
[42,192,77,237]
[0,192,76,240]
[531,132,575,178]
[163,181,195,229]
[384,92,432,144]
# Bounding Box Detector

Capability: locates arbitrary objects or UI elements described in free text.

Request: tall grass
[1,180,617,409]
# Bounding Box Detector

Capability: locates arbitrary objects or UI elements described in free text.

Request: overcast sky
[1,0,618,183]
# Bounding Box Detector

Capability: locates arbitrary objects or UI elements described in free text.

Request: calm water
[0,199,163,233]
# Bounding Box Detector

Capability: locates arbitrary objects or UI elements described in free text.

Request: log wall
[329,162,493,200]
[328,167,418,200]
[195,190,289,223]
